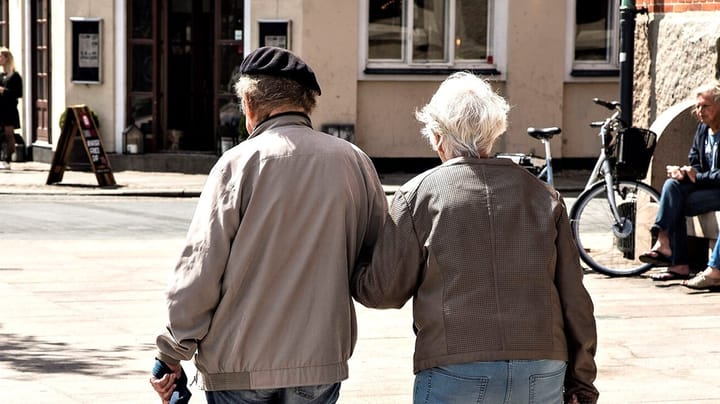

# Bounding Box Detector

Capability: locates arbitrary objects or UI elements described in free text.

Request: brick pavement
[2,162,720,403]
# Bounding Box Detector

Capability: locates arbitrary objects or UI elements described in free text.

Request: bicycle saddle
[527,127,561,140]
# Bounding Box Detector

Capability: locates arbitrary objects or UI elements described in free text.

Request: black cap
[239,47,321,95]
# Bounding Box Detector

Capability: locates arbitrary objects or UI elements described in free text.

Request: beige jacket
[352,157,599,403]
[157,113,387,390]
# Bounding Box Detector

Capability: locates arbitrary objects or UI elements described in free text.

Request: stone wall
[634,11,720,128]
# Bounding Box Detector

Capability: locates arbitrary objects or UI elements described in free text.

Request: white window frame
[359,0,507,78]
[566,0,621,79]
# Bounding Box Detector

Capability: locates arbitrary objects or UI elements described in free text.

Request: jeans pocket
[291,383,341,403]
[414,368,489,404]
[528,362,566,404]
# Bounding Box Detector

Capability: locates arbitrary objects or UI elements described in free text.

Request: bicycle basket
[612,127,657,180]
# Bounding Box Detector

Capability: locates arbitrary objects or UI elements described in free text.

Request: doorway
[127,0,244,154]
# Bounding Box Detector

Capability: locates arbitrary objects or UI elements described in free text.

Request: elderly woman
[351,72,599,404]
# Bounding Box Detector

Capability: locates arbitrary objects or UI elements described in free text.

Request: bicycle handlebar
[593,98,621,111]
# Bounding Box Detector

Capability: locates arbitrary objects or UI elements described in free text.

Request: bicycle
[498,98,660,277]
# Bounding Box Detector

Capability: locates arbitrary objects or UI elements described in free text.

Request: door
[31,0,50,143]
[127,0,244,154]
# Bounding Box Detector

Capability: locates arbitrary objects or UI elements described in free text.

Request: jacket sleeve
[351,190,424,309]
[688,124,703,170]
[156,162,241,364]
[553,198,600,404]
[356,154,389,265]
[686,124,720,185]
[6,73,21,99]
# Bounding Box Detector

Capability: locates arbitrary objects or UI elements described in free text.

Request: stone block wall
[634,8,720,129]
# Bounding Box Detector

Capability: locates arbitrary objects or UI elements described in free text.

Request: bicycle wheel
[569,180,660,277]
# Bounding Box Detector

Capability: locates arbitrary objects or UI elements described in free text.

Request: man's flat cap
[240,46,321,95]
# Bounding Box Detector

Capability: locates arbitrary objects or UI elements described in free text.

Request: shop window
[571,0,620,76]
[364,0,503,74]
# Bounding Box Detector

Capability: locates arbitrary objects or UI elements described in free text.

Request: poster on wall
[71,17,102,84]
[259,20,291,49]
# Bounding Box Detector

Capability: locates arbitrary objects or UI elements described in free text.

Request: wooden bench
[648,99,716,270]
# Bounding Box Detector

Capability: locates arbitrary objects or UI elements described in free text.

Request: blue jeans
[653,179,720,265]
[205,383,340,404]
[413,360,566,404]
[709,239,720,269]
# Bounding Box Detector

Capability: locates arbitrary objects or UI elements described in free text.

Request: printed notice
[78,33,99,68]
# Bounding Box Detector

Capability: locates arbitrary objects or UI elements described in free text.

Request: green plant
[59,108,100,130]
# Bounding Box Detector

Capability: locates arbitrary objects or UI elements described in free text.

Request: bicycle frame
[580,103,635,238]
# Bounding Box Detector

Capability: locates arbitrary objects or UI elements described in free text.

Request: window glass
[574,0,617,68]
[413,0,446,62]
[219,44,243,94]
[367,0,493,68]
[368,0,404,60]
[131,45,153,92]
[220,0,244,40]
[132,0,152,39]
[455,0,488,60]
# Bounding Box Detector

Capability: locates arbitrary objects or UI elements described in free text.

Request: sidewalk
[4,162,719,403]
[0,161,589,196]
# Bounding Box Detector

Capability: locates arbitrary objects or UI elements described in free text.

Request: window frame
[359,0,507,78]
[567,0,621,79]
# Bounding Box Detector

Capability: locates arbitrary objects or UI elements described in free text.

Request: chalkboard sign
[47,105,116,187]
[70,17,102,84]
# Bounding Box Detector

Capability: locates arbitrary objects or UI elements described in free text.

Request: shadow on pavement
[0,331,148,376]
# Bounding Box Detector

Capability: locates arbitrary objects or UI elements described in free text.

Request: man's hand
[680,165,697,182]
[666,165,685,181]
[150,361,181,403]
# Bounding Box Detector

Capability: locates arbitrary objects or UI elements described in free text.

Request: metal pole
[619,0,636,126]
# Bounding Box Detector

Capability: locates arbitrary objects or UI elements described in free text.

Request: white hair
[695,80,720,104]
[415,72,509,158]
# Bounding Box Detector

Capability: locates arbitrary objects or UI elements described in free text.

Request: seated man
[640,81,720,282]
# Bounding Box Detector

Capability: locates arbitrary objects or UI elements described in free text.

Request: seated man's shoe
[683,272,720,290]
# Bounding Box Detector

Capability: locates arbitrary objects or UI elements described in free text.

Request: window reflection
[132,45,152,92]
[132,0,152,39]
[220,45,244,94]
[368,0,404,60]
[221,0,244,40]
[455,0,488,60]
[413,0,445,62]
[575,0,611,61]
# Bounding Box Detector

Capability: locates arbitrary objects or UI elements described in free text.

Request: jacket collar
[249,111,312,139]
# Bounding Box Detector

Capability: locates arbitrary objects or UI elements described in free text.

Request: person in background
[640,81,720,283]
[351,72,599,404]
[0,47,22,170]
[150,46,387,404]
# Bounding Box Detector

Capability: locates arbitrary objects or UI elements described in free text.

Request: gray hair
[234,75,318,121]
[695,80,720,104]
[415,72,509,158]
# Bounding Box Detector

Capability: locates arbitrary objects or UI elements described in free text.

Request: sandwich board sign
[46,105,116,187]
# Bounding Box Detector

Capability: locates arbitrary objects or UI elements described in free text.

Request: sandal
[683,272,720,290]
[639,250,672,267]
[650,270,690,281]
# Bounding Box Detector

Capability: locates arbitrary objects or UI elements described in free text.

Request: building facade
[4,0,637,171]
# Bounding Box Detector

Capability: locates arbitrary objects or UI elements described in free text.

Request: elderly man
[150,46,387,404]
[351,72,599,404]
[640,81,720,286]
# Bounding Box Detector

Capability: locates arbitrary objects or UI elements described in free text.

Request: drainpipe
[619,0,636,126]
[619,1,648,126]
